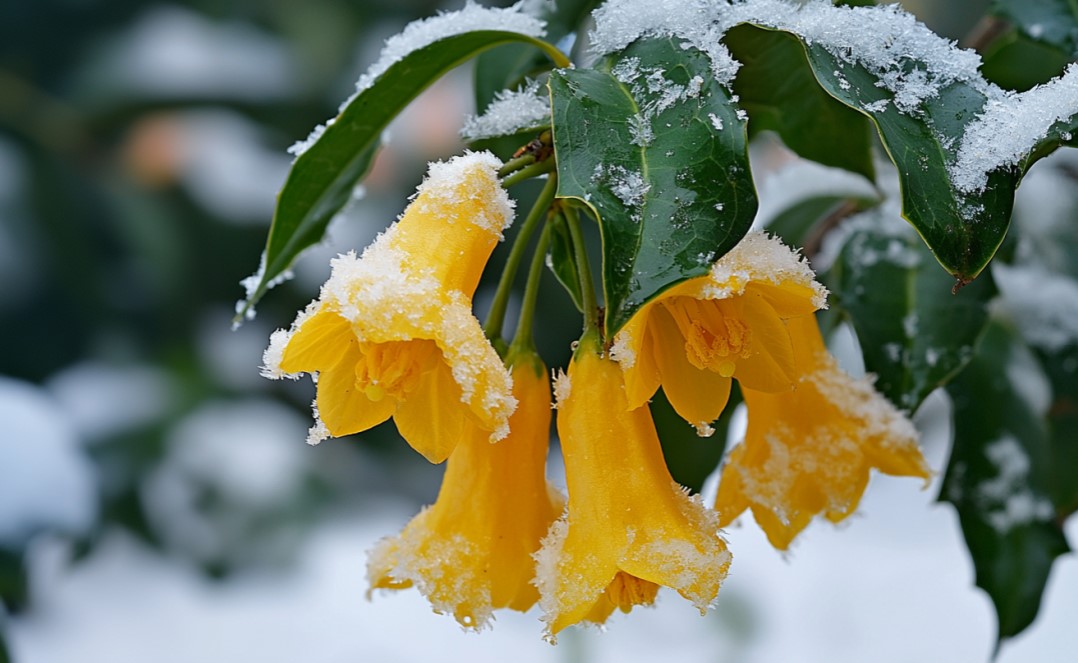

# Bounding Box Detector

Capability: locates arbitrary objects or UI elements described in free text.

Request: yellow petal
[386,151,513,297]
[368,355,562,628]
[614,311,662,411]
[731,290,797,392]
[393,358,474,464]
[316,340,396,437]
[536,341,731,638]
[279,309,352,374]
[715,314,930,550]
[649,306,732,429]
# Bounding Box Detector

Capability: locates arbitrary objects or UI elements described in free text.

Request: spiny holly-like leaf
[943,321,1070,641]
[237,29,562,321]
[725,24,875,180]
[549,37,756,334]
[828,207,995,412]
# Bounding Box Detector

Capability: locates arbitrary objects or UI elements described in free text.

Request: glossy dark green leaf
[725,25,875,180]
[654,384,742,494]
[981,30,1073,91]
[990,0,1078,56]
[546,213,584,311]
[796,41,1019,284]
[829,209,995,412]
[549,37,757,334]
[237,30,562,320]
[943,321,1070,641]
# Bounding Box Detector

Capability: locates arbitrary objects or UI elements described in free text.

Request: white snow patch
[0,377,97,547]
[995,262,1078,353]
[951,64,1078,194]
[978,436,1055,534]
[46,362,176,443]
[461,80,551,141]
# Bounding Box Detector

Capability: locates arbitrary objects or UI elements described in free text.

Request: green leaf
[795,42,1020,284]
[546,212,584,311]
[654,384,741,493]
[765,194,880,250]
[549,37,757,334]
[828,209,995,412]
[942,321,1070,641]
[237,30,562,320]
[1038,341,1078,516]
[0,548,27,614]
[725,25,875,180]
[981,30,1073,91]
[990,0,1078,57]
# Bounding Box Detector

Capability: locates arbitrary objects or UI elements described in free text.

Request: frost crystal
[353,2,546,98]
[592,164,650,213]
[951,64,1078,194]
[461,79,551,141]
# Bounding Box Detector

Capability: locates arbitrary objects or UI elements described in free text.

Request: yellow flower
[534,336,731,640]
[261,152,517,463]
[366,352,563,629]
[714,314,932,550]
[610,233,827,435]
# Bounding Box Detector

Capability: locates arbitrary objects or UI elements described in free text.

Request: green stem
[484,173,559,343]
[563,203,599,336]
[497,154,535,178]
[500,160,555,188]
[508,222,552,355]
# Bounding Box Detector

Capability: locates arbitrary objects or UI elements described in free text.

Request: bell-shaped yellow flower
[534,336,732,640]
[367,352,563,629]
[714,315,932,550]
[610,233,827,435]
[261,151,517,463]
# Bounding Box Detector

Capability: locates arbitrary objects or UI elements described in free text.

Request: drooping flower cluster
[262,152,931,639]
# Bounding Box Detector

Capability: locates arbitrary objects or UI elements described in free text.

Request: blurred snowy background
[0,1,1074,661]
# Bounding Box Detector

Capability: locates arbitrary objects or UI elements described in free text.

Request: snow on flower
[261,151,517,463]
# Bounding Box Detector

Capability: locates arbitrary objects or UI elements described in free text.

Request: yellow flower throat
[663,299,752,377]
[354,340,437,402]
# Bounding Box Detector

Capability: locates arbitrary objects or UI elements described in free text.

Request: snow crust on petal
[368,516,496,630]
[705,232,828,309]
[410,151,515,235]
[461,79,550,141]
